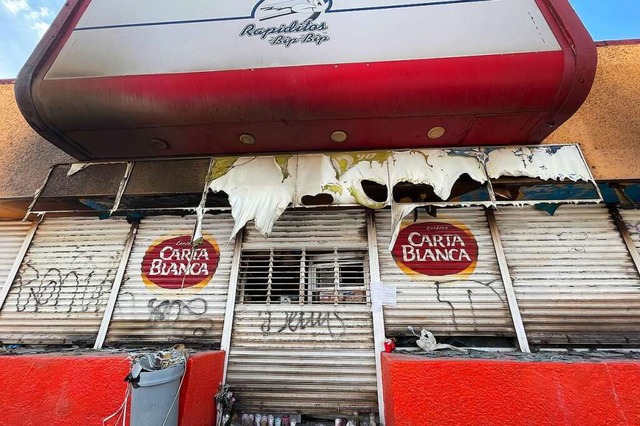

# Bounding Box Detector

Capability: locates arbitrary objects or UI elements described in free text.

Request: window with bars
[237,248,369,305]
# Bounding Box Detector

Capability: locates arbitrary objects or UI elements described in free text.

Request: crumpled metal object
[408,326,467,352]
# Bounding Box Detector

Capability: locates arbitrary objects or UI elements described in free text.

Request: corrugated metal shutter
[227,209,379,416]
[495,205,640,345]
[0,217,131,344]
[0,221,33,290]
[621,209,640,254]
[106,214,235,345]
[376,208,515,338]
[243,209,368,250]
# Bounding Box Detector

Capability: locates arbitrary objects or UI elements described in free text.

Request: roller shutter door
[376,208,514,338]
[226,210,379,416]
[495,205,640,345]
[0,217,131,344]
[0,221,33,293]
[106,214,235,345]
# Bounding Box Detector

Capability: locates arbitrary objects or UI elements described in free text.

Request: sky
[0,0,639,79]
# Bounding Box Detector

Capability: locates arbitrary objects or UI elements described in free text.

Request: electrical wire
[103,383,131,426]
[161,353,189,426]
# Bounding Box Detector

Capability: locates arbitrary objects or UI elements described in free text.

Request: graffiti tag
[259,310,346,338]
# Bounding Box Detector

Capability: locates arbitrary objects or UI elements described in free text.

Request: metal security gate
[495,205,640,345]
[376,208,515,338]
[226,210,379,416]
[0,221,34,295]
[106,214,235,345]
[0,217,131,344]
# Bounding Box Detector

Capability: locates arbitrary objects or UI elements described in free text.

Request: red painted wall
[179,351,225,426]
[382,353,640,426]
[0,353,131,426]
[0,350,224,426]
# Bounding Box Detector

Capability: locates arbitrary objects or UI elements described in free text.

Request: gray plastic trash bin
[130,364,185,426]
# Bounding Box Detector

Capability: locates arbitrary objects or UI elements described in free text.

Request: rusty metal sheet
[376,208,515,338]
[495,205,640,346]
[105,214,236,345]
[0,217,131,344]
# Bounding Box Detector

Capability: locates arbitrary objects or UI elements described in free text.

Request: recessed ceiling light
[427,127,446,139]
[239,134,256,145]
[150,138,169,150]
[331,130,348,143]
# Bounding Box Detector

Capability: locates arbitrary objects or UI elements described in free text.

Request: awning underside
[25,145,601,243]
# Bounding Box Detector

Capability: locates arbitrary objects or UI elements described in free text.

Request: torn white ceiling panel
[296,154,358,207]
[486,145,592,182]
[26,145,600,237]
[296,152,390,208]
[208,156,297,239]
[389,149,487,201]
[333,152,390,209]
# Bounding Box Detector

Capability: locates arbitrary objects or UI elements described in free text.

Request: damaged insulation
[28,145,600,241]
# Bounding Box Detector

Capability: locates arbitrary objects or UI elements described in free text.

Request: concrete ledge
[382,353,640,426]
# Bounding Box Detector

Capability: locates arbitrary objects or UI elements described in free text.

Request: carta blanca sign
[392,222,478,277]
[142,235,220,291]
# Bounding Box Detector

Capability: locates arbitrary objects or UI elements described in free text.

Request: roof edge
[595,39,640,47]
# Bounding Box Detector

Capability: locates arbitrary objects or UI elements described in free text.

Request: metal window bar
[266,247,274,305]
[299,247,306,305]
[237,249,367,305]
[333,247,340,305]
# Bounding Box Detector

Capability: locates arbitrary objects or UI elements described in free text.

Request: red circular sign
[392,222,478,277]
[142,235,220,290]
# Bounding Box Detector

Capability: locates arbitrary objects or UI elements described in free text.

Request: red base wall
[179,351,225,426]
[382,353,640,426]
[0,353,131,426]
[0,350,224,426]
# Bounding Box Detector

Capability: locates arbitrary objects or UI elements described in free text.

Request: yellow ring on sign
[392,219,478,280]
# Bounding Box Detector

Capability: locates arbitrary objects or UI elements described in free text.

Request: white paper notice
[382,284,397,308]
[371,281,397,312]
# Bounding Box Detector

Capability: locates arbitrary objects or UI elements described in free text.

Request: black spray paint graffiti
[147,298,208,321]
[260,310,346,338]
[434,279,505,327]
[15,262,113,313]
[147,297,214,337]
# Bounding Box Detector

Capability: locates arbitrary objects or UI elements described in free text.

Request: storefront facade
[2,187,640,421]
[2,1,640,424]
